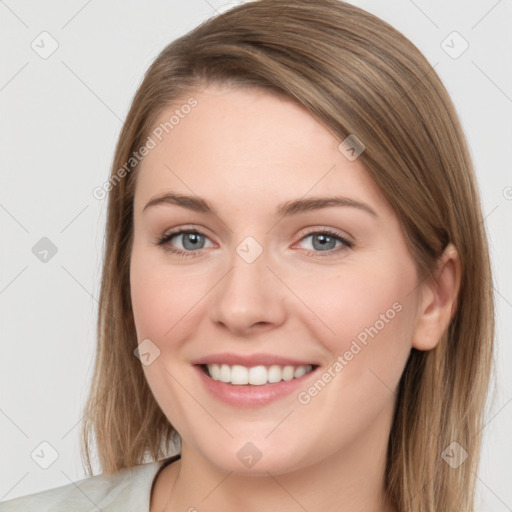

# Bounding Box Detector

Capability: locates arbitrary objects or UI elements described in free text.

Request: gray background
[1,0,511,508]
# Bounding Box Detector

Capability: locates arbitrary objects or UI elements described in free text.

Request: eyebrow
[142,192,377,217]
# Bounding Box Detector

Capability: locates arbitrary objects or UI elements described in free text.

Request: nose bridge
[209,234,286,333]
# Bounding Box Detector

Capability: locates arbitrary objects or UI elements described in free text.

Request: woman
[1,0,494,511]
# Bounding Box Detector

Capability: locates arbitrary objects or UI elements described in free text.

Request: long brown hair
[81,1,495,510]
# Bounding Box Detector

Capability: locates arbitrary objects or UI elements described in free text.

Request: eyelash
[155,227,353,258]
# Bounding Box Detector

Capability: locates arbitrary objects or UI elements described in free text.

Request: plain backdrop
[1,0,511,508]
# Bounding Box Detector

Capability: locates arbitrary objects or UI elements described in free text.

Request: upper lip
[191,353,318,367]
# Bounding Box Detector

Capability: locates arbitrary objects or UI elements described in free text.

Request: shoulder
[0,458,172,512]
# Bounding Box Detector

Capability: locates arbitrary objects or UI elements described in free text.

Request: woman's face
[130,84,422,475]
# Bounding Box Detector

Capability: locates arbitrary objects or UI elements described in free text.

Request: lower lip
[194,365,317,407]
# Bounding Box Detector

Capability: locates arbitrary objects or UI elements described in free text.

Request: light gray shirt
[0,456,178,512]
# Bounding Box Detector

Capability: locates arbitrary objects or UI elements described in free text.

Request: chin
[189,436,315,476]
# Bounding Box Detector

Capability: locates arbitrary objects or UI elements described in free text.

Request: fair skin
[129,84,460,512]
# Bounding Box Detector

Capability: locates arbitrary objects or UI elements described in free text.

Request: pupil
[183,232,204,250]
[312,234,335,251]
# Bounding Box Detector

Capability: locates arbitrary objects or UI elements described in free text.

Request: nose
[209,243,288,336]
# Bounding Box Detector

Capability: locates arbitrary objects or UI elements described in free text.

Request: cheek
[283,262,416,451]
[130,249,209,429]
[130,250,208,343]
[287,256,417,386]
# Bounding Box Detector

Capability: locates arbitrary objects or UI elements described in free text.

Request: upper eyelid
[295,226,352,241]
[163,227,351,248]
[163,226,348,238]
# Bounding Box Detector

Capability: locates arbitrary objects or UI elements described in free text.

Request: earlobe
[411,243,461,351]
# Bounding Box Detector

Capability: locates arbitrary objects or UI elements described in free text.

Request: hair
[80,1,495,510]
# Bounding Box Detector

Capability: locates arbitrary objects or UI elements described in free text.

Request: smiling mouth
[200,363,317,386]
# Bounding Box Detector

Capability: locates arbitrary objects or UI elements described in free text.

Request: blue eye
[296,230,353,256]
[156,230,213,256]
[156,228,353,258]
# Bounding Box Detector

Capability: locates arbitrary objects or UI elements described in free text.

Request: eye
[295,229,353,256]
[156,229,214,256]
[155,227,353,258]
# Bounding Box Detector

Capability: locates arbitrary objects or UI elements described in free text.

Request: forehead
[133,85,393,220]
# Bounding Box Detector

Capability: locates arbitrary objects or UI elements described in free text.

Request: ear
[411,243,461,351]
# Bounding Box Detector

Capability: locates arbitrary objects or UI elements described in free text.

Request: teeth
[267,365,282,383]
[205,363,314,385]
[231,365,249,385]
[219,364,230,383]
[248,366,267,385]
[294,365,307,378]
